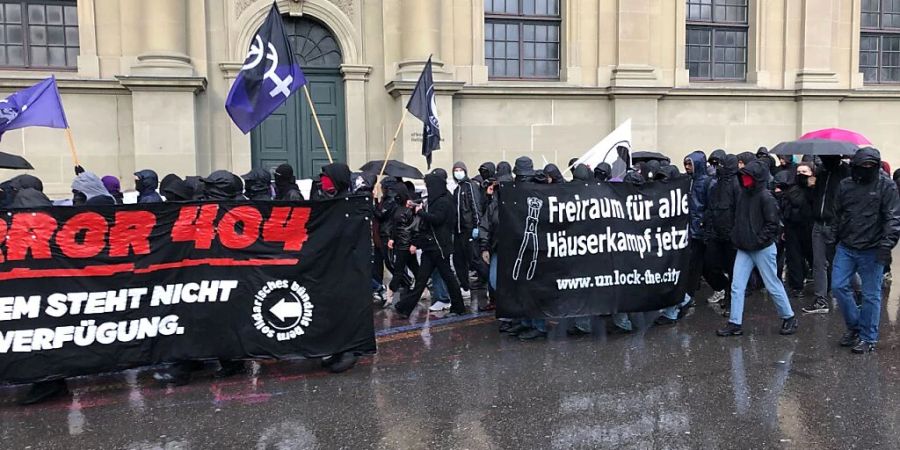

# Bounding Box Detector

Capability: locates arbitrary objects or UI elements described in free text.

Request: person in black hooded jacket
[594,162,612,182]
[243,168,272,200]
[451,161,482,292]
[803,155,852,314]
[571,164,593,182]
[387,182,419,295]
[311,163,352,200]
[201,170,246,201]
[705,153,740,311]
[717,159,798,337]
[160,174,195,202]
[273,164,304,201]
[394,172,467,318]
[830,147,900,353]
[781,162,815,298]
[134,169,163,203]
[478,162,513,313]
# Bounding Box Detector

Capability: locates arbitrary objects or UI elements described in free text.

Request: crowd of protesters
[2,145,899,405]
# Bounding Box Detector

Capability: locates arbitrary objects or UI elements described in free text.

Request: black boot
[327,352,358,373]
[18,379,69,406]
[215,360,245,378]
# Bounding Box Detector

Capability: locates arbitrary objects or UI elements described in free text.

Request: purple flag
[0,76,69,140]
[226,3,306,134]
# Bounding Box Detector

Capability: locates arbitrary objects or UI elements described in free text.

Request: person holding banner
[717,159,799,337]
[657,151,711,325]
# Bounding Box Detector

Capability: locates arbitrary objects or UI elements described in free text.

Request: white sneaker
[429,301,451,312]
[708,290,725,304]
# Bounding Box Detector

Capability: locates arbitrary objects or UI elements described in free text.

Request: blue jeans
[832,245,884,343]
[661,294,692,320]
[730,244,794,326]
[431,270,449,302]
[489,254,498,291]
[521,319,547,332]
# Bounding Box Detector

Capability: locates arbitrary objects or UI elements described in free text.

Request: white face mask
[453,170,465,181]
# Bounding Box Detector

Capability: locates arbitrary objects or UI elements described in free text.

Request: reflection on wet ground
[3,280,900,449]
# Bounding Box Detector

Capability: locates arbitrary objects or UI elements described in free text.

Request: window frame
[860,0,900,84]
[484,0,561,81]
[685,0,749,82]
[0,0,79,71]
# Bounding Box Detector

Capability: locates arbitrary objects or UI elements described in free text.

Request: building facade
[0,0,898,196]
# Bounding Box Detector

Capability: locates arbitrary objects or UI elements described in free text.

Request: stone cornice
[0,76,128,94]
[384,80,466,98]
[115,76,207,93]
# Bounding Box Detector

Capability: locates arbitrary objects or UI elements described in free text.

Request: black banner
[0,197,375,384]
[496,177,692,318]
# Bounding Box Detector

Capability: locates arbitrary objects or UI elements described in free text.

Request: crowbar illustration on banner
[513,197,543,281]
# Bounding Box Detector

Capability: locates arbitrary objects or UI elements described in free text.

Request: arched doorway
[251,16,346,178]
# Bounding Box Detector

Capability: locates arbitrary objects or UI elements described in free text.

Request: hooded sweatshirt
[1,174,44,208]
[731,160,780,251]
[314,163,352,200]
[134,170,163,203]
[452,161,480,233]
[243,168,272,200]
[102,175,124,204]
[571,164,593,182]
[73,172,116,206]
[274,164,304,201]
[654,164,681,181]
[496,161,513,182]
[684,150,710,239]
[201,170,245,201]
[594,162,612,182]
[833,147,900,251]
[707,154,740,242]
[389,183,416,250]
[543,164,564,184]
[475,162,496,184]
[160,174,195,202]
[812,155,851,224]
[736,152,757,168]
[415,172,454,254]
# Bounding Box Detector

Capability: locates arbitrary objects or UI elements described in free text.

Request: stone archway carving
[233,0,361,66]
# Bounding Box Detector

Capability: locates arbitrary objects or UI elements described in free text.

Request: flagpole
[64,128,80,166]
[379,110,408,178]
[302,85,333,164]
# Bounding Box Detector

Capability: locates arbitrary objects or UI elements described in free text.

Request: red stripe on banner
[132,258,299,274]
[0,258,299,281]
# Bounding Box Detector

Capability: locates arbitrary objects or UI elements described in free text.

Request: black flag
[406,57,441,169]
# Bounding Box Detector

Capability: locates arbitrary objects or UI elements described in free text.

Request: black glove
[876,247,892,266]
[74,165,85,175]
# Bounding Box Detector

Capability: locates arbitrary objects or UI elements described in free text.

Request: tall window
[485,0,560,80]
[861,0,900,83]
[0,1,79,69]
[685,0,748,81]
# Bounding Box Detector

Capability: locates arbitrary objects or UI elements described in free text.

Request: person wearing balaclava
[657,150,710,326]
[736,152,756,169]
[423,168,453,311]
[273,164,304,201]
[803,154,852,315]
[1,174,44,208]
[594,162,612,182]
[160,174,195,202]
[375,176,402,304]
[386,182,419,299]
[830,147,900,354]
[757,147,777,177]
[780,162,815,301]
[102,175,124,204]
[73,172,116,206]
[5,174,51,209]
[543,164,565,184]
[243,168,273,201]
[394,172,468,320]
[716,159,798,337]
[478,162,512,315]
[134,169,163,203]
[449,161,481,299]
[311,163,352,201]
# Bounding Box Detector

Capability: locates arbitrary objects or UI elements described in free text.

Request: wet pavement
[3,280,900,449]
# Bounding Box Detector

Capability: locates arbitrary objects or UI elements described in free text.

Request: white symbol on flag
[242,35,295,99]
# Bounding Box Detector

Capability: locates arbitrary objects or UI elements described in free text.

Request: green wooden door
[251,17,345,179]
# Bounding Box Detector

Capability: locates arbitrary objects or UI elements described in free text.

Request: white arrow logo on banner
[270,298,303,322]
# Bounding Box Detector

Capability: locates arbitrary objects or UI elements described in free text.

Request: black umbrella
[771,139,859,156]
[0,151,33,170]
[631,151,671,164]
[359,160,424,179]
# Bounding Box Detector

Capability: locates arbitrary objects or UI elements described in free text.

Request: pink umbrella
[799,128,872,146]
